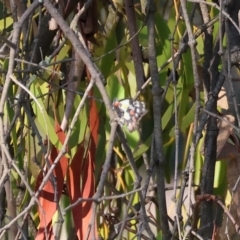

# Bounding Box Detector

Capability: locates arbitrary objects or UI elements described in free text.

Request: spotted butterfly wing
[112,98,147,132]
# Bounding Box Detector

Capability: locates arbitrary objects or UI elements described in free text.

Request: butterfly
[112,98,147,132]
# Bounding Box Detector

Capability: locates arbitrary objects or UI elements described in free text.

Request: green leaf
[194,139,204,186]
[106,74,125,100]
[99,27,117,79]
[214,160,227,189]
[124,129,141,153]
[30,82,63,150]
[180,103,195,132]
[133,134,152,160]
[6,82,21,168]
[138,25,148,47]
[162,84,183,131]
[0,17,13,31]
[154,11,171,66]
[182,51,194,89]
[68,94,88,149]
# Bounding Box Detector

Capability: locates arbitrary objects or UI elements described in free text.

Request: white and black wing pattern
[112,98,147,132]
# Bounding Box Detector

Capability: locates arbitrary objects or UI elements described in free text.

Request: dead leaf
[200,115,235,160]
[216,115,235,159]
[218,87,228,111]
[49,18,58,31]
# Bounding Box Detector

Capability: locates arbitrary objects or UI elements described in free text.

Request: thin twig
[146,1,170,239]
[88,122,118,239]
[201,108,240,132]
[179,0,201,218]
[63,187,143,214]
